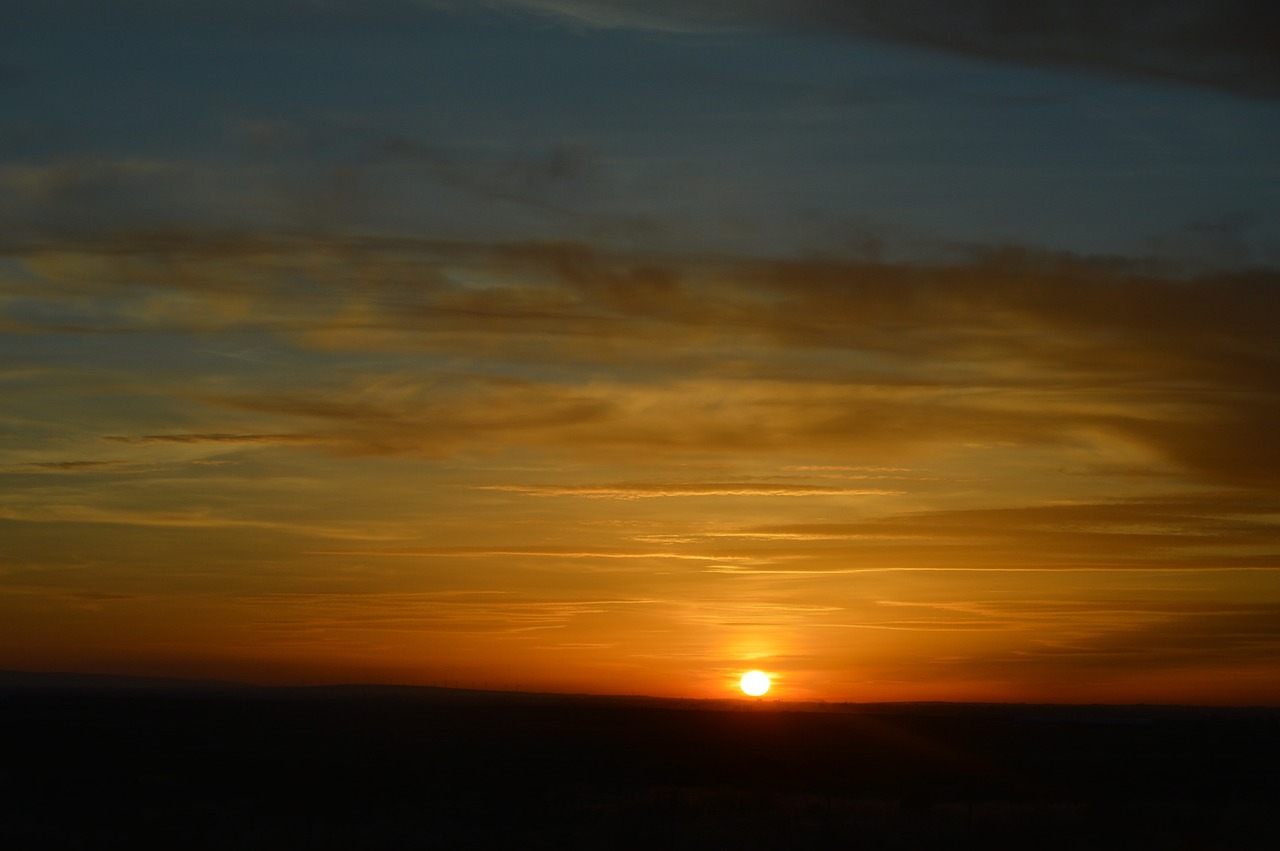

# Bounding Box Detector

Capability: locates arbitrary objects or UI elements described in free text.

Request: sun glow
[740,670,771,697]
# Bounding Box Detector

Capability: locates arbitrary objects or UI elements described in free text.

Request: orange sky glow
[3,2,1279,706]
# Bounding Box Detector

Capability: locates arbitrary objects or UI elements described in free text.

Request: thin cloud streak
[309,547,751,561]
[18,461,125,472]
[0,505,403,540]
[475,483,903,498]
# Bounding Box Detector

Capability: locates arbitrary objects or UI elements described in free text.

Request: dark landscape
[3,672,1277,849]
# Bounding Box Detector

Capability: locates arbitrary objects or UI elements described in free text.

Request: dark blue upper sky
[5,0,1277,262]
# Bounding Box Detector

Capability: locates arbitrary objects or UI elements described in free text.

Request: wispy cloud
[0,504,401,540]
[671,600,845,628]
[695,493,1280,578]
[8,232,1278,487]
[238,591,663,635]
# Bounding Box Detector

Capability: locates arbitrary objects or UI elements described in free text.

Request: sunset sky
[3,1,1279,704]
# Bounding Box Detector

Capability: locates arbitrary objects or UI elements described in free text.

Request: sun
[740,670,770,697]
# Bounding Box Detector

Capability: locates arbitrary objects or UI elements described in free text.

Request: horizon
[3,665,1279,711]
[3,1,1279,706]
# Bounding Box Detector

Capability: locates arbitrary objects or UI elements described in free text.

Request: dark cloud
[376,137,606,211]
[217,377,615,458]
[13,1,1276,96]
[948,604,1280,679]
[742,254,1280,486]
[219,114,619,230]
[814,0,1280,98]
[0,157,208,242]
[4,1,453,29]
[509,1,1280,97]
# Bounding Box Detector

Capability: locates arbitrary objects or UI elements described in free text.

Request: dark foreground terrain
[2,674,1277,849]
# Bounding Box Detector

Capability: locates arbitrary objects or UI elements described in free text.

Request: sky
[2,0,1279,703]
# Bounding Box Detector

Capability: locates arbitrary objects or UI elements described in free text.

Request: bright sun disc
[740,670,770,696]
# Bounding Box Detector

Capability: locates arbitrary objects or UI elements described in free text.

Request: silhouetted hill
[5,668,1272,721]
[2,672,1277,848]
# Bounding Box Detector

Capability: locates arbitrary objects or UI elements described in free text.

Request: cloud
[502,0,1280,97]
[0,504,399,540]
[670,600,845,628]
[0,160,238,245]
[374,137,610,215]
[7,230,1279,487]
[218,115,635,236]
[475,482,902,498]
[13,2,1276,97]
[104,433,316,445]
[0,585,144,607]
[701,494,1280,574]
[1076,606,1280,664]
[19,460,124,472]
[310,546,748,561]
[63,590,140,601]
[705,564,1280,575]
[215,376,615,458]
[744,496,1280,543]
[931,603,1280,683]
[238,591,661,635]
